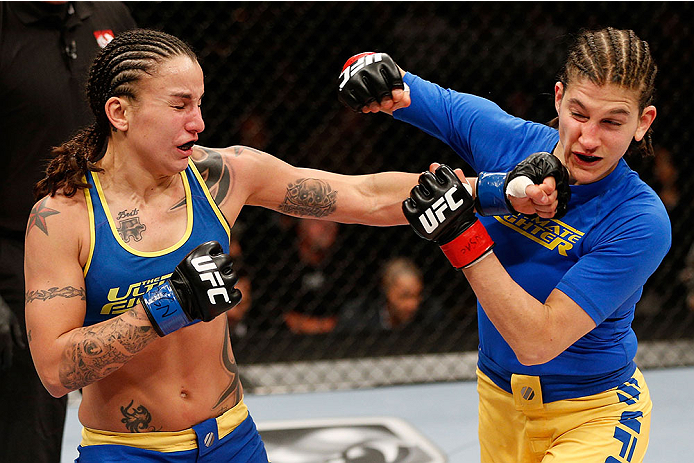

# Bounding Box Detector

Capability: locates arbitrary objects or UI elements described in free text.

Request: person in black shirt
[0,3,135,461]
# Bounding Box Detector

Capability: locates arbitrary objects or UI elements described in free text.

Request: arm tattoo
[58,310,156,391]
[212,322,241,410]
[120,399,159,432]
[26,286,86,304]
[116,208,146,243]
[278,178,337,218]
[26,197,60,236]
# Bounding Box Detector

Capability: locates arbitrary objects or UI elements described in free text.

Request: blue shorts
[75,400,268,462]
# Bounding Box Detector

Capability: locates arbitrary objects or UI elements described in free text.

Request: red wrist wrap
[439,220,494,269]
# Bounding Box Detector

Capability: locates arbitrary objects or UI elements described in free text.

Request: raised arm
[336,53,567,219]
[24,195,158,398]
[402,165,595,365]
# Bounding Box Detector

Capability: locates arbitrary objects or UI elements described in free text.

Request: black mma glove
[403,165,494,269]
[140,241,242,337]
[475,152,572,219]
[338,52,404,112]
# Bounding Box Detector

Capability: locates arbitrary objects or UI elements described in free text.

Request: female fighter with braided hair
[25,28,414,462]
[25,29,559,462]
[339,27,670,462]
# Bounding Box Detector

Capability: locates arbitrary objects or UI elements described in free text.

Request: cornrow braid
[557,27,658,157]
[606,27,624,84]
[35,29,197,199]
[627,30,638,85]
[584,34,606,83]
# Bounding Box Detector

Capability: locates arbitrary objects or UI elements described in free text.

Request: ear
[104,96,130,132]
[634,105,656,142]
[554,82,564,115]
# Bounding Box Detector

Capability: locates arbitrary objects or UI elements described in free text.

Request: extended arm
[199,145,420,226]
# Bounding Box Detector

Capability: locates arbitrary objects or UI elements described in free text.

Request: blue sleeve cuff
[475,172,512,216]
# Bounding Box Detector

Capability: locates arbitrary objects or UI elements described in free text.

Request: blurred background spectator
[284,219,341,335]
[338,257,442,332]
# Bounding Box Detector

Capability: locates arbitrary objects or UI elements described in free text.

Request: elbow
[513,340,560,366]
[39,373,70,398]
[34,364,71,398]
[516,351,552,367]
[46,386,69,399]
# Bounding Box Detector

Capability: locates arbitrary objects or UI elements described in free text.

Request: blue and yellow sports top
[82,160,230,326]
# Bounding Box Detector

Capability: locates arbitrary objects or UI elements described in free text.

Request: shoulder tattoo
[184,146,233,208]
[27,197,60,236]
[278,178,337,218]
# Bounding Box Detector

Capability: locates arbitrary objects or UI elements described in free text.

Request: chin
[174,157,191,172]
[572,171,603,186]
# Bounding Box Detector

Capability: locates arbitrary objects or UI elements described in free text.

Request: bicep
[229,145,365,220]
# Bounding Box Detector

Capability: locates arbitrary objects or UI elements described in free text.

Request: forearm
[462,253,558,365]
[357,172,420,226]
[53,306,157,396]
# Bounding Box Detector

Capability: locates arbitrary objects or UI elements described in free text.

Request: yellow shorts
[477,368,651,463]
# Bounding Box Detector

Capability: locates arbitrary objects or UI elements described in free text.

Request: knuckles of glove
[506,152,572,219]
[338,52,404,112]
[169,241,242,322]
[402,165,477,245]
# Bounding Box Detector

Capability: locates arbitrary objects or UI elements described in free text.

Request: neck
[97,145,180,200]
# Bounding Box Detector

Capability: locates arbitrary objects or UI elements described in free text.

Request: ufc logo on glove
[338,52,384,90]
[140,241,241,336]
[419,186,466,234]
[191,256,231,304]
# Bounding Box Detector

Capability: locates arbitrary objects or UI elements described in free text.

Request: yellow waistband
[81,398,249,452]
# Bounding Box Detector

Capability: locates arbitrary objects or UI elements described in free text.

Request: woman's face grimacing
[554,79,656,185]
[119,55,206,175]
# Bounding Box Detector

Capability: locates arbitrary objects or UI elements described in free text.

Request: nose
[186,106,205,134]
[578,121,600,151]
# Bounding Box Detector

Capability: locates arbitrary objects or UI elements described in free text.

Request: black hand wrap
[141,241,242,336]
[507,152,571,219]
[403,165,494,269]
[338,52,404,112]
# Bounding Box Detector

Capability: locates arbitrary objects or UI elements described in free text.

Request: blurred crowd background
[123,2,694,386]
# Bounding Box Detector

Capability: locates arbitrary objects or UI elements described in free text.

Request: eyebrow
[568,98,631,116]
[170,92,205,100]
